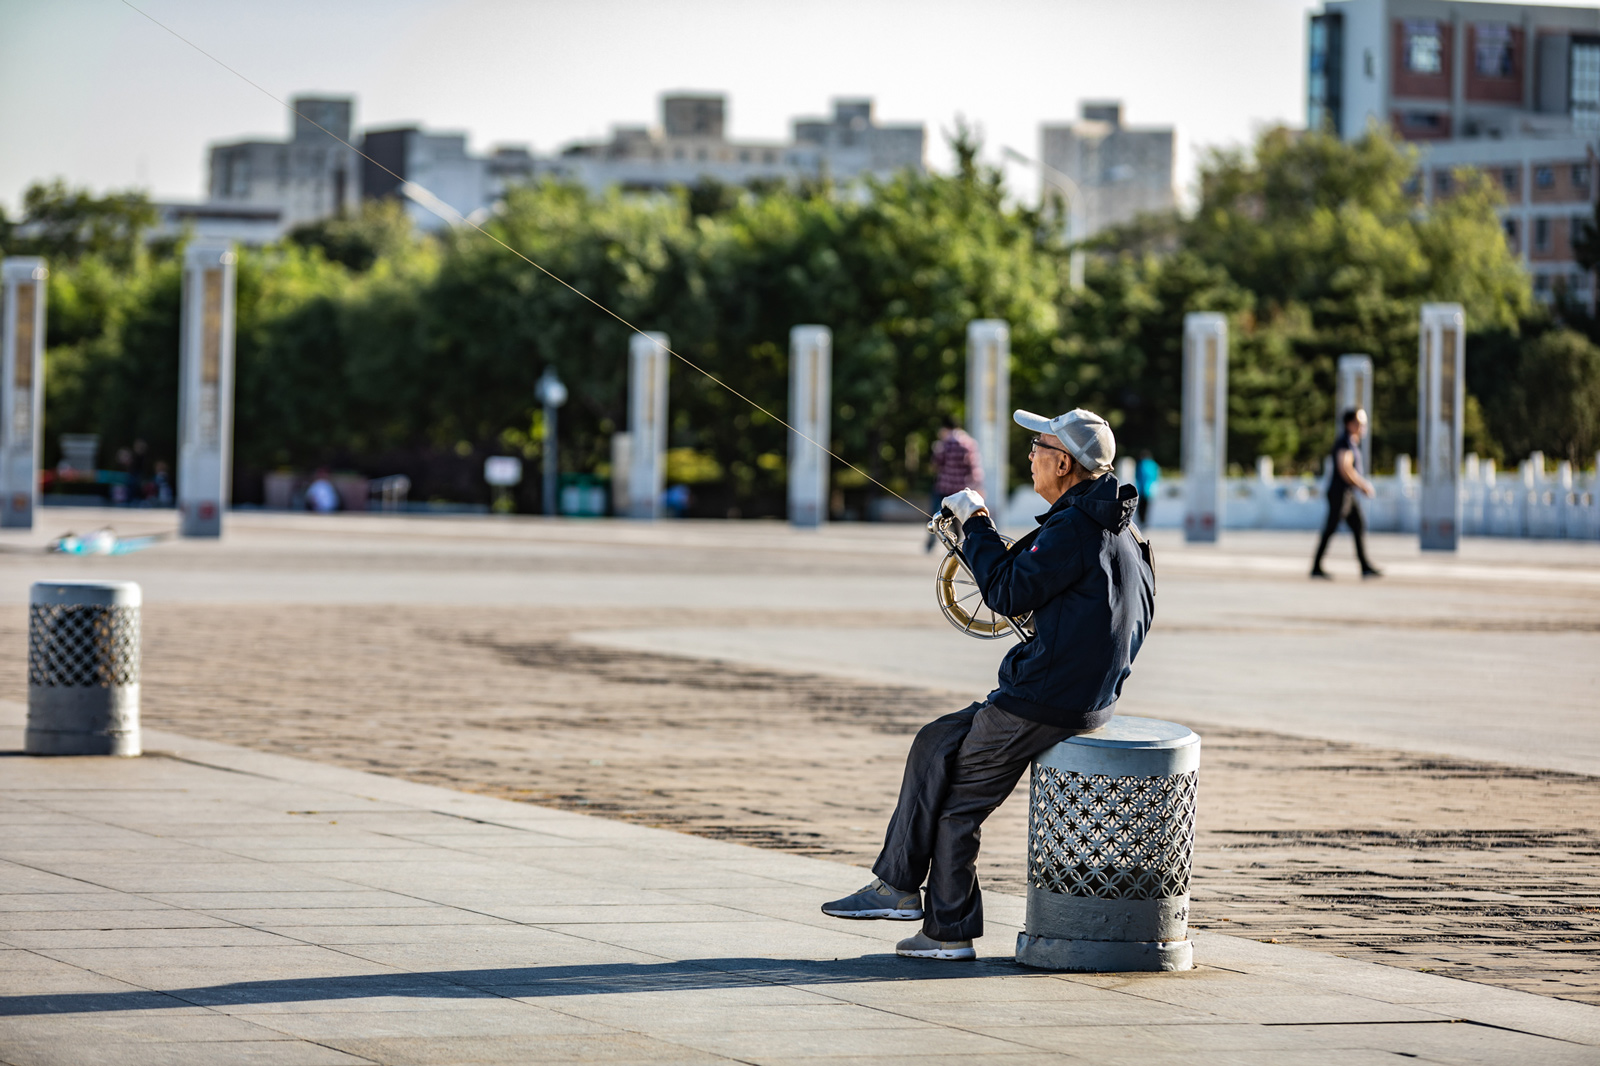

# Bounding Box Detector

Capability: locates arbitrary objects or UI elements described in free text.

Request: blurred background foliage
[3,125,1596,516]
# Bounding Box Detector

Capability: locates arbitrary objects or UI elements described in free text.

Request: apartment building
[552,94,925,191]
[1038,102,1176,238]
[207,97,363,230]
[1309,0,1600,299]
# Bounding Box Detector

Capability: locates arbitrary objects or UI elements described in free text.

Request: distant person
[1311,408,1381,579]
[130,439,149,505]
[112,447,133,506]
[926,416,982,550]
[151,462,173,506]
[306,469,341,514]
[1135,450,1160,526]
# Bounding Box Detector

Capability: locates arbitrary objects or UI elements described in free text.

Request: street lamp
[1003,146,1086,292]
[535,368,568,516]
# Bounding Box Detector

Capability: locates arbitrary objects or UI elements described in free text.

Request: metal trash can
[1015,716,1199,972]
[25,580,141,756]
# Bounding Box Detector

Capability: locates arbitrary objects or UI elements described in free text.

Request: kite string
[117,0,933,519]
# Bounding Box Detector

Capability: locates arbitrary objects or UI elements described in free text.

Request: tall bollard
[787,325,832,528]
[177,243,237,537]
[1181,313,1227,543]
[966,321,1011,511]
[1016,716,1200,972]
[627,332,669,519]
[1418,303,1465,551]
[25,581,142,756]
[1,257,47,529]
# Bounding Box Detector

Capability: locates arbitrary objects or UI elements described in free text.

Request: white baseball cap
[1014,408,1116,476]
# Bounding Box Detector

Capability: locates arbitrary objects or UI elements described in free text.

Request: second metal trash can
[25,580,142,756]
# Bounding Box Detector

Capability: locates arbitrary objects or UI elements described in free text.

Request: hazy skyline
[0,0,1388,215]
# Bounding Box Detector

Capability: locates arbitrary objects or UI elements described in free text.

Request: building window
[1474,22,1514,77]
[1574,215,1591,247]
[1535,217,1551,251]
[1435,170,1452,195]
[1309,13,1344,135]
[1573,164,1591,189]
[1502,166,1519,192]
[1404,20,1444,73]
[1403,173,1421,197]
[1535,166,1554,189]
[1503,218,1518,242]
[1573,40,1600,131]
[1535,272,1551,293]
[673,148,684,161]
[765,152,777,164]
[739,150,750,163]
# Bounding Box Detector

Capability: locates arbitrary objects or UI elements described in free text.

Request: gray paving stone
[0,926,301,950]
[0,1039,373,1066]
[244,1002,616,1040]
[664,1021,1032,1060]
[0,1011,285,1044]
[317,1033,731,1065]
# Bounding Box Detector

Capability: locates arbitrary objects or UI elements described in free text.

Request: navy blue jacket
[960,474,1155,731]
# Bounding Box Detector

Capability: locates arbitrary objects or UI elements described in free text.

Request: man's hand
[942,489,988,524]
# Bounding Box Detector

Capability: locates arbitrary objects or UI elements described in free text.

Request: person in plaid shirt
[927,416,983,550]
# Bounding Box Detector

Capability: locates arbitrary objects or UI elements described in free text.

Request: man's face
[1029,435,1074,496]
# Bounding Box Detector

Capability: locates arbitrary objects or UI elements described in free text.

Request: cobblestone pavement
[1,600,1587,1007]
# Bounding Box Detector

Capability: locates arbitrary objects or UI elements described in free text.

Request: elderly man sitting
[822,407,1155,959]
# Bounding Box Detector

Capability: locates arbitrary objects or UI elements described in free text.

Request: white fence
[1001,451,1600,540]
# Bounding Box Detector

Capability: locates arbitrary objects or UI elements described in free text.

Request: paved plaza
[2,509,1599,1064]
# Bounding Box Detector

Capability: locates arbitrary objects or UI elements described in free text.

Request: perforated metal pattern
[28,605,140,687]
[1029,765,1198,900]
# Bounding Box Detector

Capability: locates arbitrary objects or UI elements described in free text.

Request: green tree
[2,180,157,269]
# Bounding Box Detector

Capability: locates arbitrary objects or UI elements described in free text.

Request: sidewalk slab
[1,726,1597,1066]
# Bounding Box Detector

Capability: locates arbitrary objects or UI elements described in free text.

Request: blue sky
[6,0,1328,212]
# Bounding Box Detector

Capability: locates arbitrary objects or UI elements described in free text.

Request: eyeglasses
[1029,436,1069,456]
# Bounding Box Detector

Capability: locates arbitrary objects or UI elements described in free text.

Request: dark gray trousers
[872,700,1081,941]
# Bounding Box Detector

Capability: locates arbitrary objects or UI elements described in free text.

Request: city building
[550,94,925,191]
[360,128,538,230]
[148,202,283,246]
[1038,102,1176,239]
[1308,0,1600,299]
[207,96,362,231]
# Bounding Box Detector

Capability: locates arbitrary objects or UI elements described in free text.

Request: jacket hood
[1050,473,1136,533]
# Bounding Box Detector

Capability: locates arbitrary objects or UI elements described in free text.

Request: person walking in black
[1311,408,1381,579]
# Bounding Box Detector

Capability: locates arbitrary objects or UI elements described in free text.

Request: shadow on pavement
[0,955,1045,1015]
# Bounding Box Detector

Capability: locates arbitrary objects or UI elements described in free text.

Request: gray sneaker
[895,931,976,960]
[820,878,923,920]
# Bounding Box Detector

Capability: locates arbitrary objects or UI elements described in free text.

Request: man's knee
[908,702,983,758]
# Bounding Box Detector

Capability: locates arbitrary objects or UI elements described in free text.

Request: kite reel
[927,510,1034,642]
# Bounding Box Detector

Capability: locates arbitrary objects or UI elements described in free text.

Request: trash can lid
[1063,716,1198,750]
[30,580,142,607]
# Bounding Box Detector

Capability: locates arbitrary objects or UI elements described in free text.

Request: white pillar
[1336,353,1374,475]
[1182,313,1228,543]
[1417,303,1464,551]
[177,244,236,538]
[0,258,46,529]
[966,320,1010,508]
[787,325,831,528]
[627,331,668,519]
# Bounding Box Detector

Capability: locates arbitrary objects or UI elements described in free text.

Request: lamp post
[1003,146,1086,291]
[535,368,568,516]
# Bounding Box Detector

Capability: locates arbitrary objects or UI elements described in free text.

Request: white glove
[941,489,987,525]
